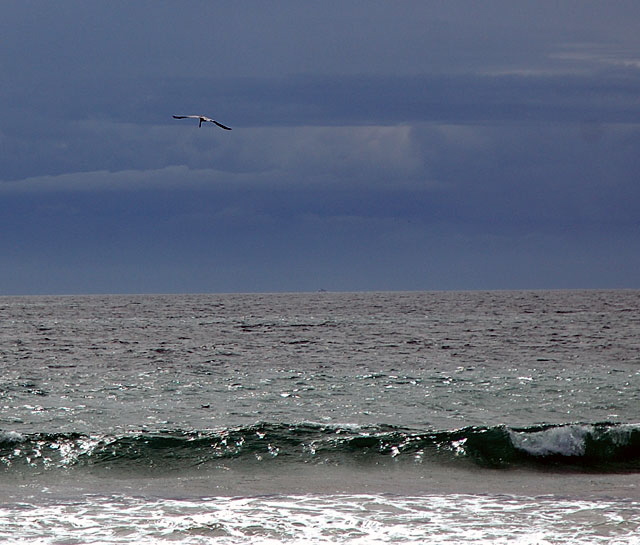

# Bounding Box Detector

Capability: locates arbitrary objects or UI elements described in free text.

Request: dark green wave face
[2,422,639,474]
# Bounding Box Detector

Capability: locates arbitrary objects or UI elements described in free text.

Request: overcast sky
[2,1,639,294]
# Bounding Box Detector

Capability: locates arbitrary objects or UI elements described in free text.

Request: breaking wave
[1,422,639,473]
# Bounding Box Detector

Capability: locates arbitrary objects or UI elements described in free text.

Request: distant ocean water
[0,290,638,544]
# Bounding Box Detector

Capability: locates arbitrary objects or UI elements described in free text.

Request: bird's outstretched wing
[173,115,232,130]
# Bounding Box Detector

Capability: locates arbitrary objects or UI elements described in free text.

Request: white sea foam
[0,494,638,545]
[509,425,591,457]
[0,431,24,443]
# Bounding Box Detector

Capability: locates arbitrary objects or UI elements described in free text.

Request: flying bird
[172,115,232,130]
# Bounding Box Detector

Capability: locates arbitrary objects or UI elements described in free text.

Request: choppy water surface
[0,290,639,543]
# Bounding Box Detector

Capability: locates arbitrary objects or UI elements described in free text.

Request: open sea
[0,290,639,544]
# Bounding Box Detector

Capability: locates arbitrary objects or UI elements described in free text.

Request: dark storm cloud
[7,68,640,126]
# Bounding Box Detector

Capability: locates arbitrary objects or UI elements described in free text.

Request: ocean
[0,290,638,544]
